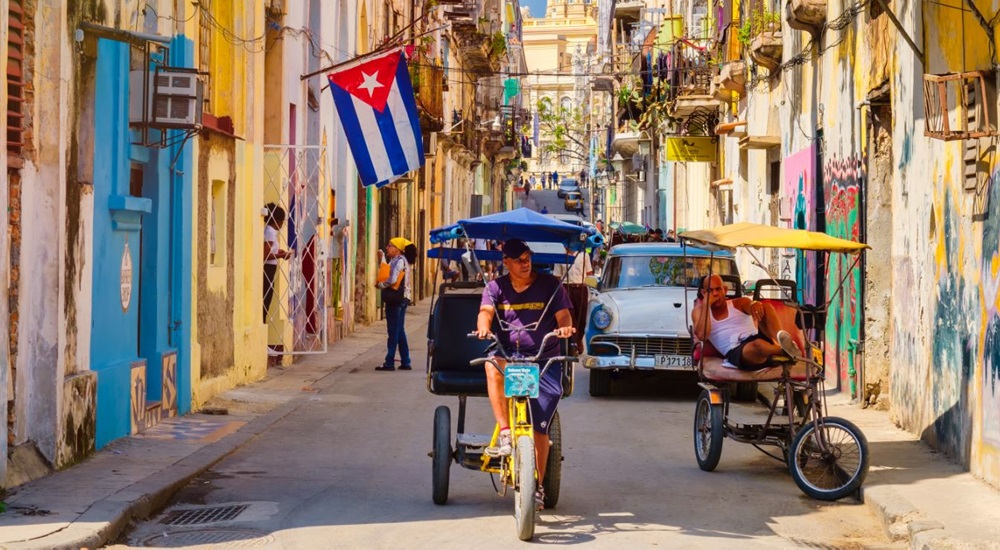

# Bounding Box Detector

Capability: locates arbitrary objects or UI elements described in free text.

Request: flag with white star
[328,48,424,187]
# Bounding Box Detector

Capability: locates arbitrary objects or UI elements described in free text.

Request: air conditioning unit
[129,67,204,130]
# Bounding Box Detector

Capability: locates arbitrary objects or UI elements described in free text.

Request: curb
[864,485,967,550]
[10,398,304,550]
[7,312,427,550]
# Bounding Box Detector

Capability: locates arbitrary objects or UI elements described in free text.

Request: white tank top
[707,302,758,355]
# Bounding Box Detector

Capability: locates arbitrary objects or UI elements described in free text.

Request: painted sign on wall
[121,242,133,311]
[665,136,718,162]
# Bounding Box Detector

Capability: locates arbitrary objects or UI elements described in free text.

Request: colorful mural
[980,171,1000,449]
[823,154,864,395]
[783,145,818,305]
[930,188,977,463]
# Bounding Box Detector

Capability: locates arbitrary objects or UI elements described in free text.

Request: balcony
[786,0,827,34]
[718,60,747,95]
[413,62,444,132]
[446,1,504,77]
[749,30,782,71]
[666,39,719,118]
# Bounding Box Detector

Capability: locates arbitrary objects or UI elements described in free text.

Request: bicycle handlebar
[466,331,575,377]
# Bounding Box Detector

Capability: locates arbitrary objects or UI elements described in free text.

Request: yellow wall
[187,0,268,408]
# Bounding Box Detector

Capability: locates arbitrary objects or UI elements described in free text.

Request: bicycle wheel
[787,416,869,501]
[693,390,724,471]
[542,411,561,509]
[432,406,452,505]
[514,435,536,541]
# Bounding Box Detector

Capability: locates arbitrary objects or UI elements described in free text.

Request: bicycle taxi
[425,208,602,540]
[679,222,871,501]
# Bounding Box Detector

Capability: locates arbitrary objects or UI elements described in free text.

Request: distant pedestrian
[541,205,549,214]
[263,203,291,323]
[529,174,537,188]
[525,185,530,197]
[552,171,559,186]
[666,229,677,242]
[375,237,418,371]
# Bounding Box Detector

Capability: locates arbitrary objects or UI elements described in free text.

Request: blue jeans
[384,302,410,367]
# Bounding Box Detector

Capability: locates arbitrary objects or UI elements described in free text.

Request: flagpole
[299,26,445,81]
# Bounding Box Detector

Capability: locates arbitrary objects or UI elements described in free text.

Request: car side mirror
[585,275,599,289]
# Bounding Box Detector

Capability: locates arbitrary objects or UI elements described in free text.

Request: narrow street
[109,309,889,549]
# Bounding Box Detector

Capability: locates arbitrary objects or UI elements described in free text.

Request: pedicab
[425,208,602,540]
[679,222,871,501]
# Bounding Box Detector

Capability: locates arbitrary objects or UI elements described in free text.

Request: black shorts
[725,333,772,371]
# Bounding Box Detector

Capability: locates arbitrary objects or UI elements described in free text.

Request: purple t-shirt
[481,274,572,358]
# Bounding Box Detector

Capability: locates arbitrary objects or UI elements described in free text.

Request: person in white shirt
[263,204,291,323]
[560,247,594,352]
[691,274,794,370]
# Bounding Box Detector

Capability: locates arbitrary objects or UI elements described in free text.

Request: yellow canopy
[680,222,870,253]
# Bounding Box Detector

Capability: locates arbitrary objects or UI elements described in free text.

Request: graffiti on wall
[980,171,1000,448]
[823,155,864,394]
[783,145,818,305]
[930,188,978,463]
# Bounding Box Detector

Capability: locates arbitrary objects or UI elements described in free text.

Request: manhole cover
[160,504,249,526]
[142,528,274,547]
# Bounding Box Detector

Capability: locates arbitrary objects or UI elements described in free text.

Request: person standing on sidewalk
[263,203,292,323]
[375,237,418,371]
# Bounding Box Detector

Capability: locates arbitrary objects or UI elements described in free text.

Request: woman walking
[375,237,418,371]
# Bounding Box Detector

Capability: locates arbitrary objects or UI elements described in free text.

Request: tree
[533,96,590,165]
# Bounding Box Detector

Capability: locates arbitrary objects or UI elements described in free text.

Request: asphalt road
[110,331,891,549]
[519,189,592,222]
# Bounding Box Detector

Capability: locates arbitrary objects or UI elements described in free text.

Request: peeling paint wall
[888,0,1000,488]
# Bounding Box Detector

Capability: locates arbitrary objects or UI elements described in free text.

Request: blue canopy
[427,247,576,265]
[429,208,601,251]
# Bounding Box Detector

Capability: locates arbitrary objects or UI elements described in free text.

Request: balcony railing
[413,61,444,131]
[666,39,716,102]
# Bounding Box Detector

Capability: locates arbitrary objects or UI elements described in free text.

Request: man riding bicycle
[475,238,575,508]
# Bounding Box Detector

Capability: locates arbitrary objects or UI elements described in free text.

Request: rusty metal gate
[263,145,329,355]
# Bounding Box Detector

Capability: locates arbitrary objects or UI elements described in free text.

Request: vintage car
[582,242,739,396]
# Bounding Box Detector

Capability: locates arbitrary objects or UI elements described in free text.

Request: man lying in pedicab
[691,273,801,369]
[474,238,576,508]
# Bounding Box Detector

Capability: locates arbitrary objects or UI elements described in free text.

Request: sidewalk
[0,303,429,550]
[825,395,1000,549]
[1,306,998,549]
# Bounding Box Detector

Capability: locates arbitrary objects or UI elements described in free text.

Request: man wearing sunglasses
[475,238,575,509]
[692,274,795,370]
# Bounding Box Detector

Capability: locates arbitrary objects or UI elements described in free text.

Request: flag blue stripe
[375,103,410,177]
[330,82,378,186]
[394,55,424,166]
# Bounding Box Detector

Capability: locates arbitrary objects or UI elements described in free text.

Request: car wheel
[589,369,611,397]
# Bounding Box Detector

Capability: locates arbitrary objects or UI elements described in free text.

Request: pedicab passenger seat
[428,284,493,397]
[694,299,811,383]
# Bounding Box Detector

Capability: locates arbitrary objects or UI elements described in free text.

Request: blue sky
[522,0,547,18]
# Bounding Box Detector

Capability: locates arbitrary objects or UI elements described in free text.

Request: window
[210,180,227,267]
[7,0,26,157]
[601,256,737,289]
[199,0,213,112]
[769,160,780,194]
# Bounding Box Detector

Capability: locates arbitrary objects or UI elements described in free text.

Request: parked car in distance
[563,191,584,213]
[556,178,581,198]
[582,242,739,397]
[545,213,596,232]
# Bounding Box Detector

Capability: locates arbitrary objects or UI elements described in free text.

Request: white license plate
[655,354,692,368]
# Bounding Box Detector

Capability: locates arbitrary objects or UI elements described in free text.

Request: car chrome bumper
[582,354,692,371]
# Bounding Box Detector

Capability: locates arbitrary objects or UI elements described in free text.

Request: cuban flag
[328,48,424,187]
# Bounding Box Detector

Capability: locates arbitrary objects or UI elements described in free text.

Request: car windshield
[600,255,737,290]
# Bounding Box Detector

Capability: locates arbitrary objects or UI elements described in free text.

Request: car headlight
[592,306,612,331]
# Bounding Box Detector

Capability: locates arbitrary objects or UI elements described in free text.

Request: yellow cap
[389,237,413,251]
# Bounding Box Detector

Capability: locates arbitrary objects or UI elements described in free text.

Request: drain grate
[159,504,249,526]
[142,528,274,547]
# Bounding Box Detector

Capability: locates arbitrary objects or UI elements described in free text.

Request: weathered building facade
[651,0,1000,489]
